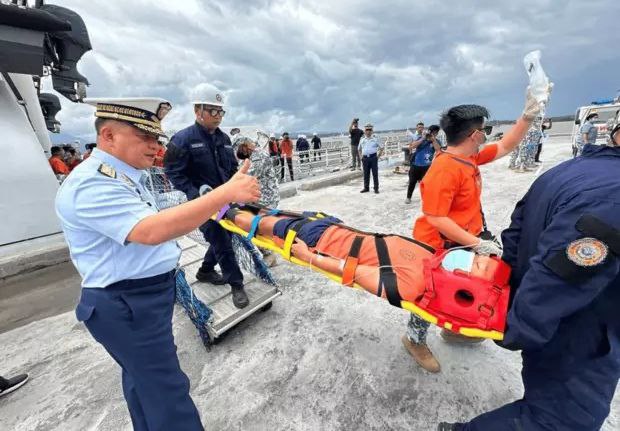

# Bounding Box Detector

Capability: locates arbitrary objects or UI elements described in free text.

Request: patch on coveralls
[566,238,608,267]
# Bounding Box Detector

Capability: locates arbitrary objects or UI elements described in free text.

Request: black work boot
[196,269,227,285]
[231,285,249,309]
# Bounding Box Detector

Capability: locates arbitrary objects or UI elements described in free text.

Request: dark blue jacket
[164,123,237,200]
[499,144,620,429]
[296,138,309,152]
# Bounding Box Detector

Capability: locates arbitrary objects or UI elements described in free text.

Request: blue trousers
[199,219,244,287]
[76,271,203,431]
[362,153,379,191]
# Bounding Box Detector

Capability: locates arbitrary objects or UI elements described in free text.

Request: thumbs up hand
[226,160,261,203]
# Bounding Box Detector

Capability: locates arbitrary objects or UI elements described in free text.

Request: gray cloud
[46,0,620,141]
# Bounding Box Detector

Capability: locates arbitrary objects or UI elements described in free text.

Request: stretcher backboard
[177,235,281,339]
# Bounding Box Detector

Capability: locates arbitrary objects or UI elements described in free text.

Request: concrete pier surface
[0,137,617,430]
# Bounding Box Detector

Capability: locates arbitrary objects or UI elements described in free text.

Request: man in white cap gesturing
[164,85,250,308]
[56,97,260,430]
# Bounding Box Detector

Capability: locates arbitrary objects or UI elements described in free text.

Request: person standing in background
[534,118,552,163]
[358,123,384,194]
[311,132,322,161]
[574,112,598,157]
[296,134,310,164]
[164,86,250,309]
[405,125,441,204]
[349,118,364,171]
[49,146,70,176]
[279,132,294,181]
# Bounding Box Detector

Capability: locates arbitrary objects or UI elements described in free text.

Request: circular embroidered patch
[566,238,608,267]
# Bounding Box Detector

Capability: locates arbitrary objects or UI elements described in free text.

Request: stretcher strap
[282,218,313,260]
[342,236,364,286]
[282,230,297,260]
[247,215,264,240]
[215,204,231,221]
[477,285,502,329]
[374,236,402,307]
[419,256,439,308]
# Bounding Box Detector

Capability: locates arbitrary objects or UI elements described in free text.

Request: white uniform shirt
[55,148,180,288]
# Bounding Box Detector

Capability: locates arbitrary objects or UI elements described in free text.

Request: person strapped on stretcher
[217,202,511,339]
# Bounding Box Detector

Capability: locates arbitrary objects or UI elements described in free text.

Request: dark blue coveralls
[458,144,620,430]
[164,123,243,286]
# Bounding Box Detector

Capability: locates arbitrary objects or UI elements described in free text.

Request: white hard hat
[269,133,275,138]
[313,132,317,135]
[190,83,225,107]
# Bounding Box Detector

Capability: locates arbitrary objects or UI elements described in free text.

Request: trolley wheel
[260,302,273,312]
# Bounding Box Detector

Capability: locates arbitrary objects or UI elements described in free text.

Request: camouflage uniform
[510,126,542,170]
[406,314,430,345]
[247,148,280,208]
[508,144,522,169]
[516,127,543,170]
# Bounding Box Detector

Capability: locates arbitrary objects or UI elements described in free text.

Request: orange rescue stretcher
[215,204,511,340]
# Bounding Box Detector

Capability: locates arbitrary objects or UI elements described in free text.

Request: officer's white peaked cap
[84,97,172,138]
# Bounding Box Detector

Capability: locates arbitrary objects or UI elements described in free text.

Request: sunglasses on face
[203,108,226,117]
[365,128,373,132]
[471,125,493,136]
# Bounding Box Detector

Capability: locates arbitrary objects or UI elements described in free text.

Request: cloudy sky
[44,0,620,141]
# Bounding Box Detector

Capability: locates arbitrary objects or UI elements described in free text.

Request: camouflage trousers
[406,313,430,345]
[509,141,536,169]
[508,145,521,169]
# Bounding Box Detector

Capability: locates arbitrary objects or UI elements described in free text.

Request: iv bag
[523,50,550,104]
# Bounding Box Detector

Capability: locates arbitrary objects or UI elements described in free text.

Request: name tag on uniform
[191,143,204,149]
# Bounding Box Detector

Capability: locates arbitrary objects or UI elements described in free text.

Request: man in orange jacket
[48,146,70,175]
[402,87,550,373]
[279,132,294,181]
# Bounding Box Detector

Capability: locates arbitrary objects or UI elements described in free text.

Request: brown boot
[401,336,441,373]
[440,329,485,344]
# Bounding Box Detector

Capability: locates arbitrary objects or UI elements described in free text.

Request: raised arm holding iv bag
[523,50,551,105]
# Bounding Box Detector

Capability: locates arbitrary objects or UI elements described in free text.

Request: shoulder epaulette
[97,163,117,179]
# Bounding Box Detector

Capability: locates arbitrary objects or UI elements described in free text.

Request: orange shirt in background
[49,155,70,175]
[413,143,498,249]
[279,139,293,158]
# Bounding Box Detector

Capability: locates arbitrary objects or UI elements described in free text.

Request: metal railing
[273,133,413,183]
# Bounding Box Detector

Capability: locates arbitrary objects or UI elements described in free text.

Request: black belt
[362,153,377,158]
[105,269,176,290]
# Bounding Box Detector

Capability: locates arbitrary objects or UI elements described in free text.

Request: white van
[571,102,620,151]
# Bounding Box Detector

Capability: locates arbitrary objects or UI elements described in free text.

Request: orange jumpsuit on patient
[313,226,432,301]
